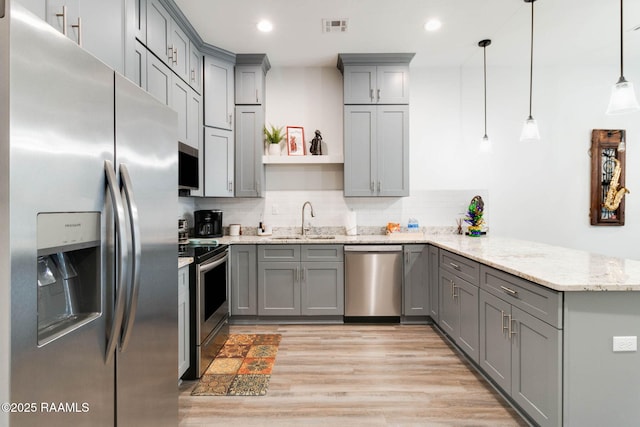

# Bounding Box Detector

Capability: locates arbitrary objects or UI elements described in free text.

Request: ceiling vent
[322,19,348,33]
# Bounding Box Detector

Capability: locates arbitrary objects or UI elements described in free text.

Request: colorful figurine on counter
[464,195,485,236]
[310,129,323,155]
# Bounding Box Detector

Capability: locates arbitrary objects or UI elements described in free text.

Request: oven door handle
[198,251,228,274]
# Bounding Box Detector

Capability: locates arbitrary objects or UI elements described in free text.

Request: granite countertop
[178,257,193,269]
[216,232,640,292]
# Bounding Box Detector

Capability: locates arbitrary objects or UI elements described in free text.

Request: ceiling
[174,0,640,68]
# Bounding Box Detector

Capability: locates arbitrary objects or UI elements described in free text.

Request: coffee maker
[194,210,223,238]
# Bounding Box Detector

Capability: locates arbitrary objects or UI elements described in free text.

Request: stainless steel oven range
[181,243,229,379]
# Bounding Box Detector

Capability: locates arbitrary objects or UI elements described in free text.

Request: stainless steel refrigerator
[0,2,178,425]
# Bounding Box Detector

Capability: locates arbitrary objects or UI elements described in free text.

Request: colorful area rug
[191,334,281,396]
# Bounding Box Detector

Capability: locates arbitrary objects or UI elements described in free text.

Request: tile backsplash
[187,189,488,234]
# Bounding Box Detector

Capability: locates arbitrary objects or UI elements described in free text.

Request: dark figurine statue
[309,129,323,155]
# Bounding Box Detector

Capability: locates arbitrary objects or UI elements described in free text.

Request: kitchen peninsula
[216,232,640,427]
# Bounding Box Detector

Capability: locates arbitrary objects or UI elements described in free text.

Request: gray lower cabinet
[257,245,344,317]
[427,245,439,322]
[230,245,257,316]
[403,245,428,316]
[479,265,562,427]
[438,249,480,362]
[178,265,189,378]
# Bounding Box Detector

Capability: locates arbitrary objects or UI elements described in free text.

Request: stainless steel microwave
[178,142,199,190]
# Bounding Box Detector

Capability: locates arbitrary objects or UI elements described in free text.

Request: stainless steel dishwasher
[344,245,403,319]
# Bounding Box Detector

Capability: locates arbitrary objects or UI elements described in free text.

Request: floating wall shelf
[262,155,344,164]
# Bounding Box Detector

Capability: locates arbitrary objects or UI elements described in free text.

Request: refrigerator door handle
[119,163,141,352]
[104,160,129,364]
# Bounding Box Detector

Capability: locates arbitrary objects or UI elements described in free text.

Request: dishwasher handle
[344,245,403,252]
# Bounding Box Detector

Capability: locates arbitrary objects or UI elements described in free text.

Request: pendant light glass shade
[607,77,640,115]
[520,0,540,142]
[607,0,640,115]
[480,134,491,152]
[520,116,540,142]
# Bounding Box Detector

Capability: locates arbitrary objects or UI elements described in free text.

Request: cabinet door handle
[168,45,174,61]
[256,89,259,103]
[370,89,374,102]
[173,47,178,65]
[228,181,233,192]
[296,267,300,282]
[229,114,233,126]
[56,5,68,36]
[377,89,381,101]
[500,285,518,297]
[370,181,375,192]
[501,310,509,334]
[71,16,82,46]
[377,181,381,192]
[191,68,195,82]
[509,317,517,338]
[301,268,305,281]
[449,262,460,270]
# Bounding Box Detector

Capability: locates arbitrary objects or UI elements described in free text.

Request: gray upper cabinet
[172,75,190,145]
[145,0,171,63]
[235,106,265,198]
[234,54,270,105]
[146,52,172,106]
[403,245,428,317]
[133,0,146,43]
[188,42,202,94]
[339,53,413,198]
[44,0,125,73]
[344,105,409,196]
[203,127,234,197]
[132,40,147,89]
[204,56,234,130]
[342,65,409,105]
[146,0,191,84]
[234,54,269,198]
[170,22,190,83]
[230,245,257,316]
[235,66,264,105]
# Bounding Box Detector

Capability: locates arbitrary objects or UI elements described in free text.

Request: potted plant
[264,124,285,156]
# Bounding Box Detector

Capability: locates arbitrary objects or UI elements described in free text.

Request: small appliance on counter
[194,210,223,238]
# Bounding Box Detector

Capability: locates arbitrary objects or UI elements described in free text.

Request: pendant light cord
[619,0,624,79]
[483,46,488,135]
[528,0,534,118]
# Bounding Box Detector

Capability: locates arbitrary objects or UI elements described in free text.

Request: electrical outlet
[613,336,637,352]
[272,204,279,215]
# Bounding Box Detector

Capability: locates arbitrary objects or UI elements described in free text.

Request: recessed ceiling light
[424,19,442,32]
[257,20,273,33]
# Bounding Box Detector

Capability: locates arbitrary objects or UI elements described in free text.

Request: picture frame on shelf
[286,126,305,156]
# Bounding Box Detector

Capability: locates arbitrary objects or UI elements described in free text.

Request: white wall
[193,61,640,259]
[459,62,640,259]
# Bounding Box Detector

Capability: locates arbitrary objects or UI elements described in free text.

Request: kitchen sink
[304,235,336,240]
[271,236,302,240]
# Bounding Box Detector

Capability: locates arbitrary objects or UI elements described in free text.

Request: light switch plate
[613,336,637,352]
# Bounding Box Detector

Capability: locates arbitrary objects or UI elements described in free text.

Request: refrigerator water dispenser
[37,212,101,346]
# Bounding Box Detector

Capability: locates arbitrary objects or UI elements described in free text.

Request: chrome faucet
[301,201,315,236]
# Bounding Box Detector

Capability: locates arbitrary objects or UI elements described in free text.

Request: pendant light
[479,39,492,151]
[606,0,640,115]
[520,0,540,142]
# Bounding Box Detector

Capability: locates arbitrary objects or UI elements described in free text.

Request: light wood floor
[179,324,528,426]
